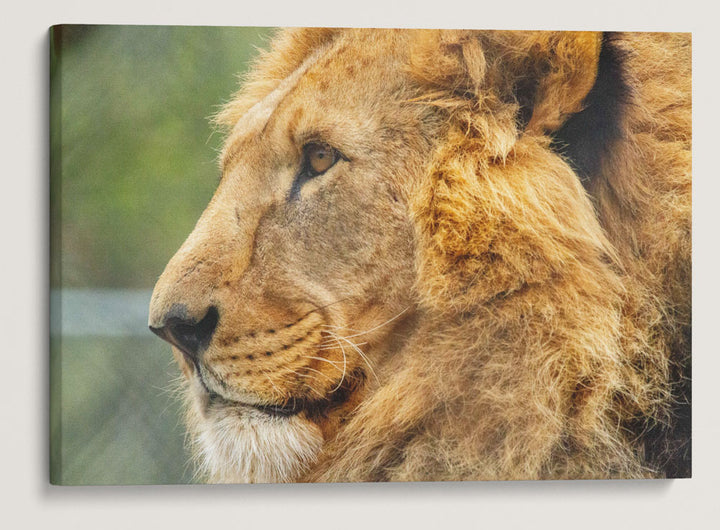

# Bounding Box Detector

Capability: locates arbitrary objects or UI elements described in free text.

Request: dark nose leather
[150,305,219,362]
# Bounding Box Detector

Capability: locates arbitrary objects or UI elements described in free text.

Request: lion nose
[150,305,219,362]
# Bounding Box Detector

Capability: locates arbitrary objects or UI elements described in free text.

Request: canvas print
[50,26,691,485]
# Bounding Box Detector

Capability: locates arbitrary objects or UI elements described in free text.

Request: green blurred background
[49,25,273,485]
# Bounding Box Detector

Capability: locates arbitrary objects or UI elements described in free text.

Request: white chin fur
[186,394,324,483]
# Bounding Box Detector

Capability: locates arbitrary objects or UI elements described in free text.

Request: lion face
[149,29,691,482]
[148,31,432,482]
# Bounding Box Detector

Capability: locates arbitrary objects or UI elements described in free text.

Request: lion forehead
[220,47,329,168]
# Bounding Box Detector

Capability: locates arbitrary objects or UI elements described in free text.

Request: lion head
[149,29,691,482]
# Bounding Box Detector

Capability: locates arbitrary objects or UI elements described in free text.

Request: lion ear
[410,31,603,137]
[515,32,603,134]
[410,31,609,311]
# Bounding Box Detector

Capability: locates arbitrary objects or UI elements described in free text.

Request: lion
[148,29,691,482]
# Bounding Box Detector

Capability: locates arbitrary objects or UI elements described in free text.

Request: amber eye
[304,142,339,176]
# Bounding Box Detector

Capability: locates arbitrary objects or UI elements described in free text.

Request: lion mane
[150,29,691,482]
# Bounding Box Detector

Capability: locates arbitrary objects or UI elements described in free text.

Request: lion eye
[304,142,339,176]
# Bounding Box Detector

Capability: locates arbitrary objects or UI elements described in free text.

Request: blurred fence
[49,25,273,485]
[51,289,152,337]
[51,289,192,485]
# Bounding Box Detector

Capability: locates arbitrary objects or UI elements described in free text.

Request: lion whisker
[300,355,345,368]
[323,336,347,393]
[322,307,410,341]
[263,373,287,399]
[320,323,365,333]
[292,373,327,399]
[325,330,379,385]
[316,341,368,351]
[297,365,337,384]
[316,332,348,392]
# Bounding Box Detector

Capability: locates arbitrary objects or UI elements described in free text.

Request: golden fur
[149,29,691,482]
